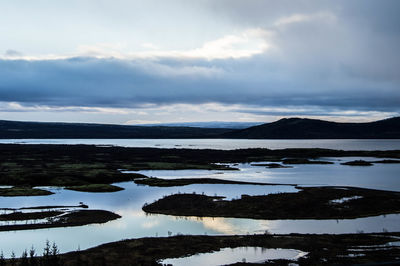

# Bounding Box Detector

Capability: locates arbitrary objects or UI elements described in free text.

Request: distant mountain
[0,120,233,139]
[222,117,400,139]
[0,117,399,139]
[139,121,264,129]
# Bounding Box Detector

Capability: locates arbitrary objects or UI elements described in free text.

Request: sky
[0,0,399,125]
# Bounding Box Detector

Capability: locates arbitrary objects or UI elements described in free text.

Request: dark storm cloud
[0,55,399,114]
[204,0,400,81]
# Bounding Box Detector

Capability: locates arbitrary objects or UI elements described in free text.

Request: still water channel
[0,139,399,260]
[2,138,400,150]
[0,159,399,257]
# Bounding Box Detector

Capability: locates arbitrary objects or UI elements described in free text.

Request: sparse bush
[29,246,38,266]
[20,250,29,266]
[10,251,16,266]
[0,251,5,266]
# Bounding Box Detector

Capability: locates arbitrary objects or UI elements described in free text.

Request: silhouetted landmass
[1,144,399,187]
[65,184,124,192]
[372,159,400,164]
[0,187,53,196]
[133,177,295,187]
[223,116,400,139]
[1,116,400,139]
[0,210,120,232]
[140,121,263,129]
[0,120,233,139]
[143,186,400,219]
[0,211,63,221]
[56,233,400,266]
[251,163,292,168]
[282,158,333,164]
[341,160,374,166]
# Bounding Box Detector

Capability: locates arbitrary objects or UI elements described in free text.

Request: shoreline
[13,232,399,265]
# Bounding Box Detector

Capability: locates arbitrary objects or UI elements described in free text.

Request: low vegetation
[134,177,294,187]
[65,184,124,193]
[0,144,399,265]
[8,233,397,266]
[372,159,400,163]
[0,144,400,187]
[0,144,399,188]
[143,186,400,219]
[0,187,53,197]
[251,163,292,168]
[1,240,61,266]
[0,209,120,232]
[126,161,237,171]
[282,158,333,164]
[0,211,63,221]
[341,160,373,166]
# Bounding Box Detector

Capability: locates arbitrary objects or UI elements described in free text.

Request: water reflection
[160,247,308,266]
[0,180,399,257]
[1,139,400,150]
[133,158,400,191]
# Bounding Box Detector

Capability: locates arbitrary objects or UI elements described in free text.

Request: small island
[341,160,374,166]
[0,209,121,232]
[0,187,54,197]
[134,176,295,187]
[66,184,124,193]
[143,186,400,220]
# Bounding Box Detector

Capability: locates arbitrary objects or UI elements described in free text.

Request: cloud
[141,43,159,50]
[0,51,399,116]
[0,102,134,114]
[0,1,399,121]
[235,106,399,119]
[273,12,336,27]
[1,29,270,61]
[4,49,23,58]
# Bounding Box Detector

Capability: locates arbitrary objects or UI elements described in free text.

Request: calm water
[133,157,400,191]
[1,162,400,256]
[1,139,400,259]
[1,138,400,150]
[160,247,308,265]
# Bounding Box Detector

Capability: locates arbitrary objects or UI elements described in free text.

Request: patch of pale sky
[1,28,271,61]
[273,11,337,27]
[0,102,395,125]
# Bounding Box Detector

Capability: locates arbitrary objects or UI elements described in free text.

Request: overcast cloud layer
[0,0,399,123]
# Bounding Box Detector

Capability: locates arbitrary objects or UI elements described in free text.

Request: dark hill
[0,120,233,139]
[222,117,400,139]
[0,117,399,139]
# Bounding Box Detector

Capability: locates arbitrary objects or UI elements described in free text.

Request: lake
[1,162,400,257]
[132,158,400,191]
[0,139,399,258]
[160,247,308,265]
[1,138,400,150]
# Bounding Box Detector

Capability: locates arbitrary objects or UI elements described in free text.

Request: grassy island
[0,187,53,197]
[0,210,120,232]
[143,186,400,219]
[134,177,295,187]
[341,160,374,166]
[66,184,124,192]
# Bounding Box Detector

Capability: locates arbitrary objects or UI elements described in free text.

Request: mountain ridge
[222,117,400,139]
[0,117,399,139]
[0,120,233,139]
